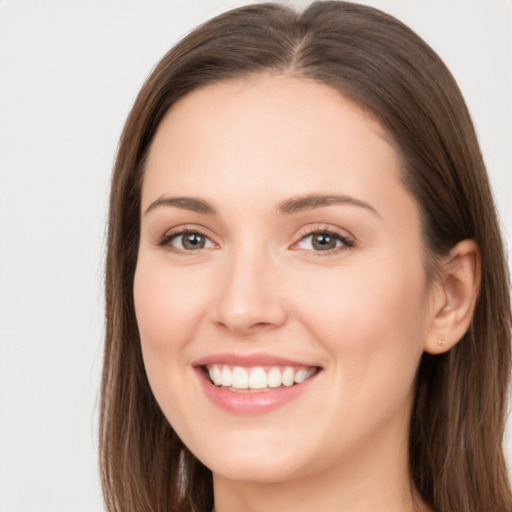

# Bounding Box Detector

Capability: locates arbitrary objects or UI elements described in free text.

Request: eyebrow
[145,196,217,215]
[144,193,379,217]
[277,194,380,217]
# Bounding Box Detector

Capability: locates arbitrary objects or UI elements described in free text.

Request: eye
[158,229,216,252]
[294,229,355,253]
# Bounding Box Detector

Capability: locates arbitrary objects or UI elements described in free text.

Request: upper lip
[192,352,320,368]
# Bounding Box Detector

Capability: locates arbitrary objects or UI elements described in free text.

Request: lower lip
[195,368,319,414]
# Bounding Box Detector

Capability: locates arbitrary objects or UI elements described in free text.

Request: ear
[424,239,481,355]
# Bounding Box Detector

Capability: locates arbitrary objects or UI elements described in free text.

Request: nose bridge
[213,239,286,334]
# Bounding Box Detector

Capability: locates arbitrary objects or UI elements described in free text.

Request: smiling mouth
[203,364,319,392]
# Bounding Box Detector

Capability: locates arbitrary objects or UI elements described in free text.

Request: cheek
[133,260,210,355]
[132,258,212,420]
[298,255,429,344]
[291,254,429,402]
[133,259,209,429]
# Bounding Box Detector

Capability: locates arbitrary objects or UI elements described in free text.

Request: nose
[211,246,288,336]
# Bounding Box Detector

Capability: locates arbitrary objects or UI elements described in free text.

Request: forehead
[142,75,417,228]
[146,75,390,167]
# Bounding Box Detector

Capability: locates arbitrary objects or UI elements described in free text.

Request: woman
[99,2,512,511]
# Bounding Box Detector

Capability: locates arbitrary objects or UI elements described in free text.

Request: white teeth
[267,367,282,388]
[248,367,267,389]
[206,364,317,390]
[282,367,295,387]
[221,366,232,387]
[209,365,222,385]
[294,369,308,384]
[231,367,249,389]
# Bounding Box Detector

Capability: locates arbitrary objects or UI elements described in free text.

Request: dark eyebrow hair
[277,194,380,217]
[144,193,379,217]
[145,196,217,215]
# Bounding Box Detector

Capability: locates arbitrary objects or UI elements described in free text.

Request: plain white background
[0,1,510,510]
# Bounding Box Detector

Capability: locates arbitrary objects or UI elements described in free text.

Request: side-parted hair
[100,2,512,511]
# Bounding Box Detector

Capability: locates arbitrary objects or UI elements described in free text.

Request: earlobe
[424,239,481,355]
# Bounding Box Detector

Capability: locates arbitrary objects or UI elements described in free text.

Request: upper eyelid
[294,225,355,242]
[160,224,214,239]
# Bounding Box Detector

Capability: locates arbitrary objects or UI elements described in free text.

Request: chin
[186,429,311,484]
[208,455,304,484]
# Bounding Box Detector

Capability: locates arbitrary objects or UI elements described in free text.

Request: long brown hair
[100,2,512,511]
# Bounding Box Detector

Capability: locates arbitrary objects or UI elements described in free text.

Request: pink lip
[193,353,321,415]
[192,352,316,368]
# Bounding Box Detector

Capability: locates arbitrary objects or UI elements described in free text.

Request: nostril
[214,314,283,335]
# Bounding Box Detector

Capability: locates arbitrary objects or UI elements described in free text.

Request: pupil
[312,233,336,250]
[183,233,205,250]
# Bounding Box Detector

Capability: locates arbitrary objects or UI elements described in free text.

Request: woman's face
[134,75,436,484]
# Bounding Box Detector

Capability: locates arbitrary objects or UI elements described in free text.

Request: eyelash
[293,226,356,256]
[156,226,214,255]
[156,225,356,256]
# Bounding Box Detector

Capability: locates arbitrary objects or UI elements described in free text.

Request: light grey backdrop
[1,1,510,511]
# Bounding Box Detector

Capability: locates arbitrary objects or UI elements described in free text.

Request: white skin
[134,75,480,512]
